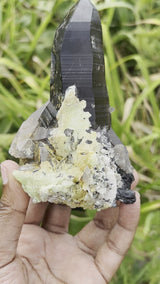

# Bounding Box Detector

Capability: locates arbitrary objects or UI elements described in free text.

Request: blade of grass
[141,200,160,213]
[26,0,63,61]
[97,1,135,13]
[102,24,124,114]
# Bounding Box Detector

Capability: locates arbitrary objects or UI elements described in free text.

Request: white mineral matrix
[12,86,133,210]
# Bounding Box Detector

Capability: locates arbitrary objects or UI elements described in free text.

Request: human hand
[0,160,140,284]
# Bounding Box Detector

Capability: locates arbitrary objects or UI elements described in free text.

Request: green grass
[0,0,160,283]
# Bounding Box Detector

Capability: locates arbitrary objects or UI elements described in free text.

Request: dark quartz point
[50,0,111,129]
[38,102,57,128]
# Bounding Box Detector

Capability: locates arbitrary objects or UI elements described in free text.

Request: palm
[0,161,140,284]
[9,224,106,283]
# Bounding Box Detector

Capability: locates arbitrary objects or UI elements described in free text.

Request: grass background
[0,0,160,283]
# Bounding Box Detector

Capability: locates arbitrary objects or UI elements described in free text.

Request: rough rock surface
[10,86,135,210]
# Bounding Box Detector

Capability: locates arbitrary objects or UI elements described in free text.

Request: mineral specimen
[9,0,136,210]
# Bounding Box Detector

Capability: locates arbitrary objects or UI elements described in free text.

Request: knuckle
[107,239,126,257]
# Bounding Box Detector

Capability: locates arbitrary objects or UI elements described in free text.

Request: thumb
[0,160,29,268]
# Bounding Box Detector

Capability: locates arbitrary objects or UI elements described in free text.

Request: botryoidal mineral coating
[10,86,135,210]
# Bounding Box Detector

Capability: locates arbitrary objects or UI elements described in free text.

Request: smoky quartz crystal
[9,0,136,209]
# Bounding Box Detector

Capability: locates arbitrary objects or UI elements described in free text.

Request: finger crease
[107,239,125,257]
[75,235,96,256]
[118,221,135,234]
[44,223,68,234]
[94,259,109,284]
[0,201,25,216]
[94,219,106,230]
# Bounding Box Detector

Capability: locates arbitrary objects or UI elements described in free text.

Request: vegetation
[0,0,160,283]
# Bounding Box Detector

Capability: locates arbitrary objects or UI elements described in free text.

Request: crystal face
[9,0,136,209]
[50,0,111,128]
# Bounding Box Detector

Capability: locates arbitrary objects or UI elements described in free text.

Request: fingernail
[0,164,8,185]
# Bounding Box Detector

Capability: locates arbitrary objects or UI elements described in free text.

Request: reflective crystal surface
[50,0,111,128]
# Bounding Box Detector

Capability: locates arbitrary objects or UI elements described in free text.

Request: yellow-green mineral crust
[12,86,126,210]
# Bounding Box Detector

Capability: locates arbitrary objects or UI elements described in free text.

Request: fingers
[24,199,48,225]
[0,160,29,268]
[75,207,119,256]
[95,192,140,283]
[75,170,139,255]
[131,169,139,190]
[42,203,71,233]
[24,196,70,232]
